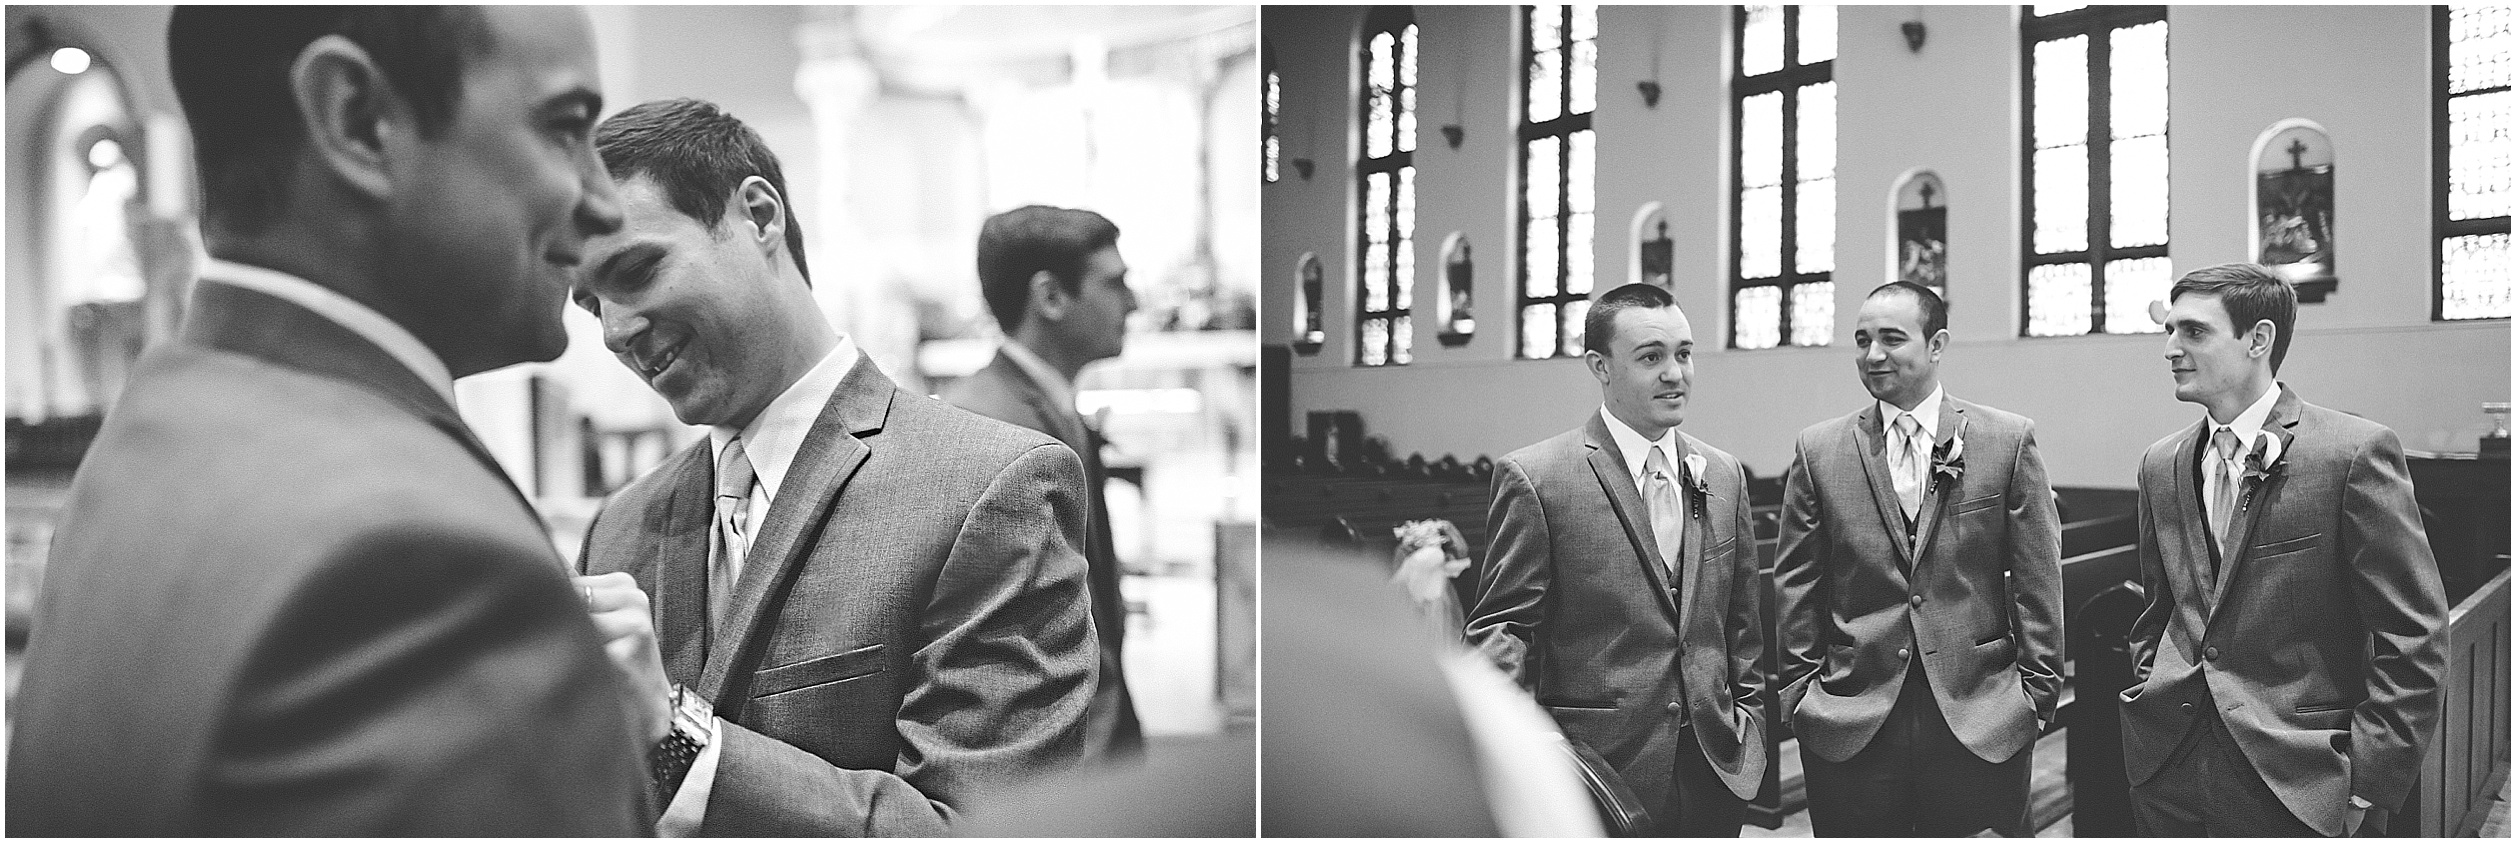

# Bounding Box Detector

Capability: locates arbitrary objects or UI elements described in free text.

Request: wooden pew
[2398,565,2512,837]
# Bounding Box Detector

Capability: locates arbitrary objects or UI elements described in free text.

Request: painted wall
[1266,5,2511,488]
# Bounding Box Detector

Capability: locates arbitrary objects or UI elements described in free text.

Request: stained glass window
[1358,7,1418,365]
[2023,6,2169,337]
[2439,5,2512,321]
[1731,5,1835,349]
[1263,48,1280,185]
[1518,4,1600,359]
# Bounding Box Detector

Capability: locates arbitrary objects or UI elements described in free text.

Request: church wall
[1267,5,2511,488]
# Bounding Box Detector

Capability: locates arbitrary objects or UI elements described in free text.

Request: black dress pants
[2129,701,2328,837]
[1801,664,2032,837]
[1648,722,1748,837]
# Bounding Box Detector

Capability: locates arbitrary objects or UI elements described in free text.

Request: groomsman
[2121,263,2448,836]
[570,98,1099,834]
[1773,282,2064,836]
[942,205,1144,760]
[1465,283,1768,836]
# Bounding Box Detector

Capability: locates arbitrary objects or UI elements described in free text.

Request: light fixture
[51,47,91,75]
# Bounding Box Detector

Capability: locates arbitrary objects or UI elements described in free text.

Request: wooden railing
[2399,566,2511,837]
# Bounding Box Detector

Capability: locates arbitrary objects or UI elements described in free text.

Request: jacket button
[2180,701,2195,711]
[2204,646,2221,661]
[1666,702,1684,715]
[1897,647,1911,660]
[1910,594,1924,607]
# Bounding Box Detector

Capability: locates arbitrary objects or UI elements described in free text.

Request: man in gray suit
[1465,282,1769,836]
[569,98,1099,835]
[2122,263,2448,836]
[7,7,646,834]
[1774,282,2064,836]
[940,205,1143,760]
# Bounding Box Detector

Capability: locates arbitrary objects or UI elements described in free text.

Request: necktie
[711,437,757,634]
[2209,427,2241,574]
[1642,446,1684,573]
[1892,414,1927,523]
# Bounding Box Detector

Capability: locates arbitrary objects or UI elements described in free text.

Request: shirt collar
[198,258,456,406]
[709,335,859,502]
[2206,380,2283,452]
[1877,384,1946,445]
[1599,404,1679,486]
[998,340,1079,419]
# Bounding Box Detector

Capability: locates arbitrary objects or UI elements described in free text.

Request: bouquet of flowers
[1391,518,1471,605]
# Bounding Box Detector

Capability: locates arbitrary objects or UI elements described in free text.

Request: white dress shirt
[2200,381,2281,534]
[1599,404,1681,494]
[663,335,860,836]
[197,259,456,406]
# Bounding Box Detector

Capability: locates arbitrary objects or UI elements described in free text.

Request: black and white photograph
[1259,4,2510,838]
[5,4,1255,835]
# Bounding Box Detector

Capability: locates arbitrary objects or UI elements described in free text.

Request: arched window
[1263,45,1281,185]
[1893,170,1948,299]
[1730,4,1835,350]
[1356,6,1417,366]
[2021,5,2169,337]
[1516,3,1597,360]
[2436,4,2511,321]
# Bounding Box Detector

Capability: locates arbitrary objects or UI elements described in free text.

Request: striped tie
[711,437,756,635]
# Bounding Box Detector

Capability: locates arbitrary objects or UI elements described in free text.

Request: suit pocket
[2295,700,2353,715]
[2251,532,2323,558]
[1954,494,2003,515]
[752,644,887,699]
[1538,697,1619,711]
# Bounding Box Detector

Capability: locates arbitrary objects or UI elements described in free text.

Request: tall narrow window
[2438,5,2511,321]
[2022,5,2168,337]
[1517,4,1598,359]
[1730,5,1836,350]
[1357,7,1417,366]
[1264,47,1280,184]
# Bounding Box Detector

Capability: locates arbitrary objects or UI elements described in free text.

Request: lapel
[2162,419,2217,619]
[1581,414,1683,625]
[1670,432,1709,640]
[2203,387,2304,624]
[1905,402,1967,570]
[185,281,540,523]
[696,355,890,706]
[994,351,1091,450]
[643,444,715,683]
[1853,406,1914,570]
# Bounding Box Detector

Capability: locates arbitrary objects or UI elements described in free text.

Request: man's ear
[1028,270,1068,322]
[1584,349,1611,386]
[2248,319,2279,361]
[733,175,785,256]
[1927,327,1952,358]
[290,35,406,204]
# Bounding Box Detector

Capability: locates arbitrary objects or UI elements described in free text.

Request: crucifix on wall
[2255,122,2337,302]
[1895,172,1948,298]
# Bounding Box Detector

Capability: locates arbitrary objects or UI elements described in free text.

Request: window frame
[2018,4,2171,337]
[1728,4,1837,350]
[2433,4,2513,322]
[1515,3,1599,360]
[1355,6,1418,366]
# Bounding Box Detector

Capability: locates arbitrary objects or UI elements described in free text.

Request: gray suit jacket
[2120,386,2448,835]
[1774,397,2065,764]
[7,283,647,835]
[581,355,1099,835]
[939,349,1142,758]
[1464,412,1770,805]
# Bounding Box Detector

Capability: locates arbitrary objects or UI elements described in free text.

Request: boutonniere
[2238,430,2286,511]
[1682,453,1711,518]
[1929,416,1970,486]
[1390,519,1470,604]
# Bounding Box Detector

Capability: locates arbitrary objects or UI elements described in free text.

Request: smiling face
[380,5,621,375]
[1587,305,1695,439]
[574,176,813,428]
[1852,290,1945,410]
[2162,291,2272,414]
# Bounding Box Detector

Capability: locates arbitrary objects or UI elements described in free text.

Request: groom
[1465,283,1769,836]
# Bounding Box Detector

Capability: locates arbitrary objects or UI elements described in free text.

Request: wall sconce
[1292,158,1314,180]
[1902,20,1927,52]
[1440,125,1464,149]
[1637,80,1662,108]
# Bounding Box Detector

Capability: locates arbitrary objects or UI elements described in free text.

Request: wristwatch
[650,683,714,800]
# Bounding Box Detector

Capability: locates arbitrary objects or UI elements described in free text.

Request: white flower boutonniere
[1390,519,1470,604]
[1930,415,1970,487]
[2238,430,2286,513]
[1681,453,1711,518]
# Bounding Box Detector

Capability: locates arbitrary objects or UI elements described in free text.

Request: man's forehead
[1613,306,1692,346]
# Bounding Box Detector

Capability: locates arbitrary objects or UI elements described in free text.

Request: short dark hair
[976,205,1121,332]
[1582,283,1679,355]
[2170,262,2297,372]
[169,6,487,233]
[595,98,811,284]
[1866,281,1948,337]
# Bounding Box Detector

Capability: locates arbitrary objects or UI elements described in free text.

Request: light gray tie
[711,437,756,634]
[1892,413,1927,523]
[1643,446,1684,573]
[2210,427,2242,574]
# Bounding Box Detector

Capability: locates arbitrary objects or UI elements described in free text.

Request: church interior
[4,3,1257,761]
[1261,4,2509,836]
